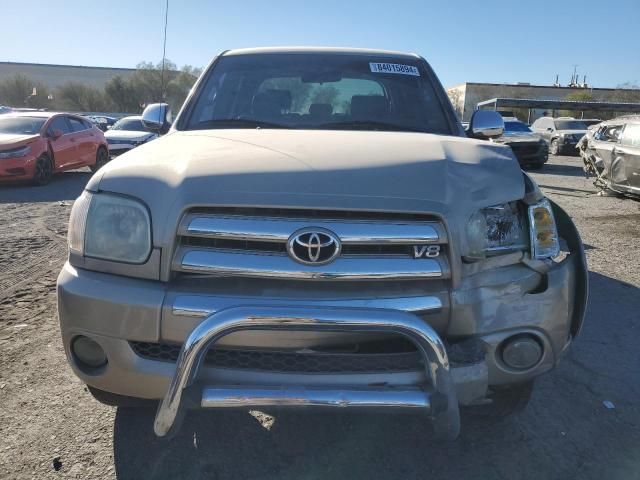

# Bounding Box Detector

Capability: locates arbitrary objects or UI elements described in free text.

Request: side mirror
[141,103,172,133]
[51,129,63,140]
[546,127,554,132]
[106,125,112,130]
[468,110,504,139]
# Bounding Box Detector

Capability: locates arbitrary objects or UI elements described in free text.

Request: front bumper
[507,142,548,166]
[0,155,36,181]
[557,138,579,155]
[58,248,584,391]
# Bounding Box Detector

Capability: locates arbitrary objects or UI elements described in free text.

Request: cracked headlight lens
[466,202,528,258]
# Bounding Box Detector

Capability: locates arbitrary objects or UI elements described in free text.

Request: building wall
[0,62,136,90]
[447,82,620,121]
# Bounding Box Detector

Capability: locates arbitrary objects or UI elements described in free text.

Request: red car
[0,112,109,185]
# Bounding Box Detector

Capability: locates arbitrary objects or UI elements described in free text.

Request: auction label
[369,62,420,76]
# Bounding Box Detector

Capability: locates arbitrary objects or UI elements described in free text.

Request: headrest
[350,95,390,119]
[309,103,333,117]
[252,89,292,116]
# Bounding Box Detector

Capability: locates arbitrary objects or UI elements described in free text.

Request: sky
[1,0,639,89]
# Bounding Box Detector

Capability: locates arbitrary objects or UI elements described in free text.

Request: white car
[104,116,157,156]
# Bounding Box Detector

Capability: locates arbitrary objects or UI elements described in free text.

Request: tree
[560,91,595,118]
[0,74,51,109]
[611,83,640,103]
[56,82,109,112]
[104,75,140,113]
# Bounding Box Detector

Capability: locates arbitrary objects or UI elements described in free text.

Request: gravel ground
[0,156,638,480]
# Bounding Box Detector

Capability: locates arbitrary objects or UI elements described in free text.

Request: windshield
[554,120,587,130]
[0,116,46,134]
[504,121,532,133]
[111,118,145,131]
[183,53,451,134]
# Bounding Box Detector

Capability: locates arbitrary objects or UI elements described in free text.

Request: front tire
[90,147,109,173]
[549,139,559,156]
[32,154,53,186]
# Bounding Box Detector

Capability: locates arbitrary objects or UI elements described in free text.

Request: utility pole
[160,0,169,101]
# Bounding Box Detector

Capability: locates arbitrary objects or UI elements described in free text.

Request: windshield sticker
[369,62,420,76]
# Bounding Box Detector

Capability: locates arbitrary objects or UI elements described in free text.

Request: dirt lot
[0,156,639,480]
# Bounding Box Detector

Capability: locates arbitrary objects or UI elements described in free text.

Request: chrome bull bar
[153,305,461,440]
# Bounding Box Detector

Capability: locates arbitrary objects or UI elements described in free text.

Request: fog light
[72,336,107,368]
[500,335,542,370]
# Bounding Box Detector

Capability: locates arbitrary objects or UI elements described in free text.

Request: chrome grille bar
[172,294,444,318]
[180,215,446,244]
[174,248,447,281]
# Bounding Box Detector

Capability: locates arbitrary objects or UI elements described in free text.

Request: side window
[620,124,640,147]
[531,119,542,130]
[47,117,71,136]
[68,117,88,133]
[602,125,622,142]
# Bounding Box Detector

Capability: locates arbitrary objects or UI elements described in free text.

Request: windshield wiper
[193,119,289,129]
[314,120,427,133]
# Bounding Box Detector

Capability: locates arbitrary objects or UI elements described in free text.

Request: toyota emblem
[287,227,341,265]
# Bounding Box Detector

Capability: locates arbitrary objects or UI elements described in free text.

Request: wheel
[32,154,53,186]
[467,381,534,418]
[90,147,109,173]
[88,386,157,408]
[549,139,559,156]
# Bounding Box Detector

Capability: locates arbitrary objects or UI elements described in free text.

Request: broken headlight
[466,202,528,258]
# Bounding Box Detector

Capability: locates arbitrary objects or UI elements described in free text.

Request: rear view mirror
[467,110,504,139]
[141,103,172,133]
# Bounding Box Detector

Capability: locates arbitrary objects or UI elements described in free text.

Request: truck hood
[90,129,525,243]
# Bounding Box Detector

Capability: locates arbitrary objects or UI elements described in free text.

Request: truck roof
[222,46,421,59]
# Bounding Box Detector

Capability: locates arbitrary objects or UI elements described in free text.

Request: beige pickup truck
[57,47,588,440]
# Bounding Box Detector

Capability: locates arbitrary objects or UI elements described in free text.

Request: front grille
[510,143,542,158]
[130,341,423,373]
[172,207,450,281]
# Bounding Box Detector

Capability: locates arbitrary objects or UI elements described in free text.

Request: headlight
[68,191,152,263]
[528,199,560,259]
[0,145,31,159]
[466,202,528,258]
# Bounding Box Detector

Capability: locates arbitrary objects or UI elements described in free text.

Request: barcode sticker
[369,62,420,76]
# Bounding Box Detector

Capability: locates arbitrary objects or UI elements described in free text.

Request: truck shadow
[0,170,91,204]
[112,271,640,480]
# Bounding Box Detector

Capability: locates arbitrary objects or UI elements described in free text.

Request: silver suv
[57,47,588,440]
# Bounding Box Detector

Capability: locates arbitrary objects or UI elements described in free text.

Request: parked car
[0,106,13,115]
[493,117,548,169]
[530,117,588,155]
[579,116,640,197]
[104,115,158,156]
[86,115,117,132]
[57,47,587,440]
[0,112,109,185]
